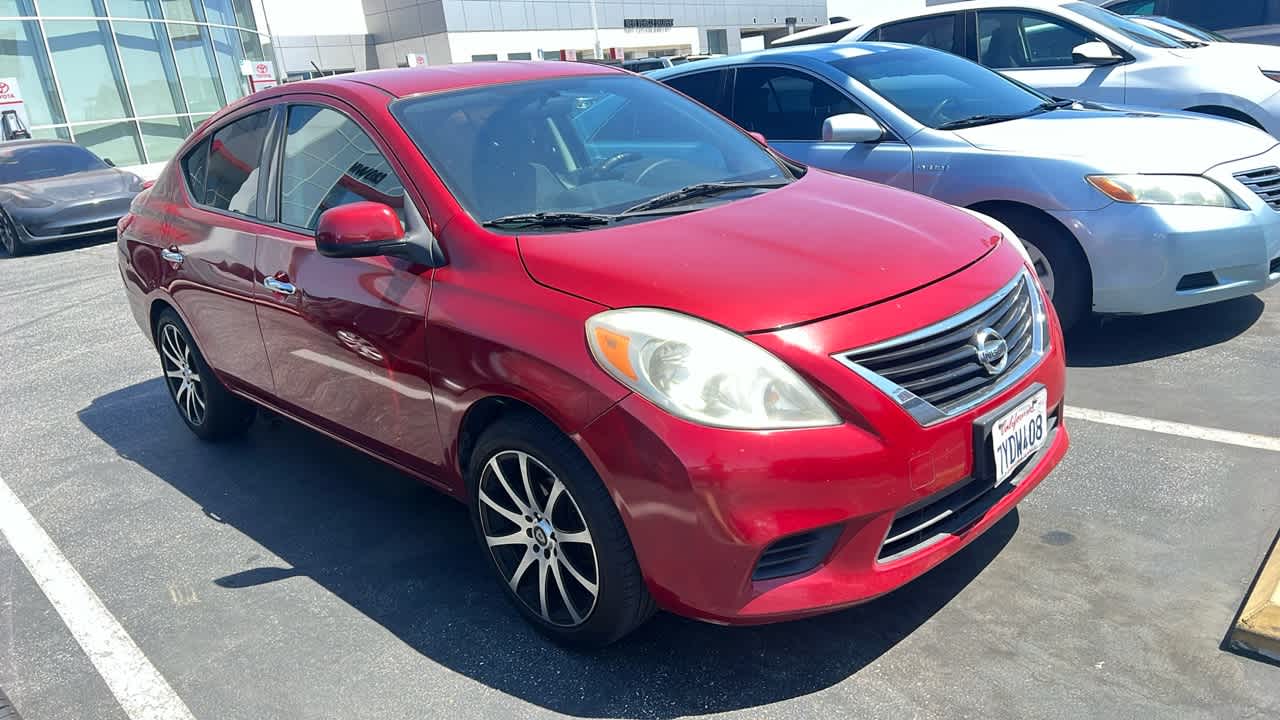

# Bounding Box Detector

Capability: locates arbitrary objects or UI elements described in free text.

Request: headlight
[586,308,840,430]
[1086,174,1236,208]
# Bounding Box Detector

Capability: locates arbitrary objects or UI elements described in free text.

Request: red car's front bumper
[573,254,1069,625]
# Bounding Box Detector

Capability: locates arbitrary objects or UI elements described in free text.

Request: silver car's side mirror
[822,113,885,143]
[1071,41,1123,65]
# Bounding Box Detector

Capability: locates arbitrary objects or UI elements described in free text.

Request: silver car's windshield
[1065,2,1184,48]
[832,48,1053,129]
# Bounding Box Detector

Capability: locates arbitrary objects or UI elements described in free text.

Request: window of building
[156,0,205,23]
[279,105,406,230]
[508,52,532,60]
[874,14,959,54]
[0,19,67,126]
[113,21,187,117]
[730,67,861,141]
[663,69,731,115]
[707,29,728,54]
[471,53,499,61]
[168,23,226,112]
[978,10,1098,68]
[185,111,270,215]
[74,120,145,166]
[209,26,248,105]
[139,115,193,163]
[104,0,165,19]
[37,0,104,15]
[43,19,133,123]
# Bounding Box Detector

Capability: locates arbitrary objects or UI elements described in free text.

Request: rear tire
[0,207,26,257]
[983,207,1090,332]
[155,309,256,441]
[468,412,656,648]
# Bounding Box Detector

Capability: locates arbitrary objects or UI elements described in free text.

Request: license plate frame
[971,383,1050,487]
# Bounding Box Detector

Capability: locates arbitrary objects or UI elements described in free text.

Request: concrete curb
[1230,532,1280,663]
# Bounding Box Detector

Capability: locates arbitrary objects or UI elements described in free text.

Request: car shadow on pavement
[79,379,1018,719]
[1066,294,1264,368]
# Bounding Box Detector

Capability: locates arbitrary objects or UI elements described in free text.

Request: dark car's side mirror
[1071,41,1123,65]
[103,158,115,167]
[315,201,407,259]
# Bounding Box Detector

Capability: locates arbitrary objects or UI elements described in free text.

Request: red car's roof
[314,61,624,99]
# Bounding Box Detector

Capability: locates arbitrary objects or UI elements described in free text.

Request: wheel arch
[1184,105,1265,130]
[148,297,178,344]
[456,394,574,485]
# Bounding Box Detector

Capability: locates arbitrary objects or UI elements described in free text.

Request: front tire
[155,309,256,441]
[468,413,655,648]
[0,207,26,257]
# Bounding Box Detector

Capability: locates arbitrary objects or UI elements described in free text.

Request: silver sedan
[651,43,1280,329]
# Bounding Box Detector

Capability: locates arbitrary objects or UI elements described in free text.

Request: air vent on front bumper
[834,271,1047,426]
[878,408,1061,563]
[1233,167,1280,211]
[752,525,843,581]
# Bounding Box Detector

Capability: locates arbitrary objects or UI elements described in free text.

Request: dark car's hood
[518,170,1001,333]
[0,169,138,207]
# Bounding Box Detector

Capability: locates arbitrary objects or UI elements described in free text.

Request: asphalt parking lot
[1,241,1277,719]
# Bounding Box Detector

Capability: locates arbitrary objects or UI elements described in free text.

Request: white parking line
[1066,406,1280,453]
[0,475,196,720]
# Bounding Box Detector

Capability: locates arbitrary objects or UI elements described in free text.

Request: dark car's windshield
[833,47,1051,129]
[0,144,107,184]
[391,75,790,226]
[1066,2,1184,47]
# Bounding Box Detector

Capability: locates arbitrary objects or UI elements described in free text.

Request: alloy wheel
[159,323,207,426]
[1025,242,1056,300]
[0,213,16,255]
[478,450,600,627]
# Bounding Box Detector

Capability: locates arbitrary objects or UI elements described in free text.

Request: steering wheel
[598,152,642,174]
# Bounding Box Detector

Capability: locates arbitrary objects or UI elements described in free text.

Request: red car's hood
[518,170,1001,332]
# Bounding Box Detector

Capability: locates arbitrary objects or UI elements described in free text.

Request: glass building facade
[1,0,273,166]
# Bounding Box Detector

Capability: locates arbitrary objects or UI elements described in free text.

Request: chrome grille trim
[832,270,1049,426]
[1233,166,1280,211]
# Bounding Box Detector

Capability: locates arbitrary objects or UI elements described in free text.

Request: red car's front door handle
[160,247,184,264]
[263,275,297,296]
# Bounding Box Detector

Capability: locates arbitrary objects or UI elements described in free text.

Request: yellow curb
[1230,532,1280,663]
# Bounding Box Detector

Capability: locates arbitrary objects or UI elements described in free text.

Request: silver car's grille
[834,271,1048,426]
[1233,166,1280,211]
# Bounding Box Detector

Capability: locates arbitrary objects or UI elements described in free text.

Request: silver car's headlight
[586,308,840,430]
[1087,174,1236,208]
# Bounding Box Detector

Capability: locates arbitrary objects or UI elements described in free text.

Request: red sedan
[117,61,1068,647]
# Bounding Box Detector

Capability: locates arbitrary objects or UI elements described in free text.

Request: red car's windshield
[391,75,790,222]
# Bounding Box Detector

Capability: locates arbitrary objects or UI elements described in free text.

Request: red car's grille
[836,272,1041,424]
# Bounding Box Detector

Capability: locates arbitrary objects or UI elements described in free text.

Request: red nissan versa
[117,61,1068,647]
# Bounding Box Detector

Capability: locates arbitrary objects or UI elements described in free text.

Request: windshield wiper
[937,102,1061,130]
[1041,98,1078,110]
[482,211,615,230]
[622,179,790,215]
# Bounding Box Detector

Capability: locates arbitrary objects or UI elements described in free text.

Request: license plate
[990,388,1048,484]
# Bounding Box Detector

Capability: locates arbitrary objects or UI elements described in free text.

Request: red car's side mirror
[315,202,406,259]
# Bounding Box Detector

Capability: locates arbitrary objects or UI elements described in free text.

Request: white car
[802,0,1280,135]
